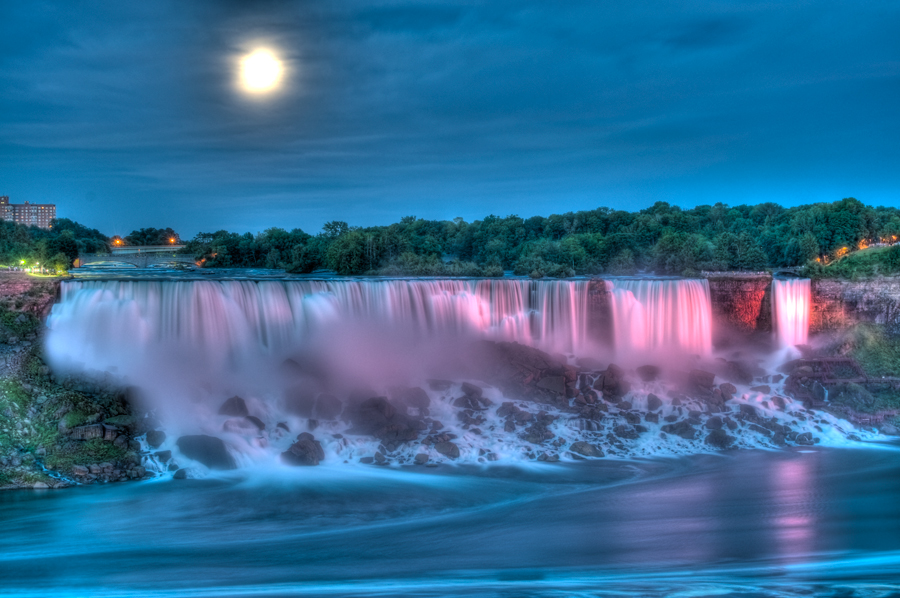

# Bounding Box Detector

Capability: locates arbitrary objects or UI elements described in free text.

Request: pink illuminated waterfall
[608,279,713,356]
[50,279,591,359]
[773,278,811,349]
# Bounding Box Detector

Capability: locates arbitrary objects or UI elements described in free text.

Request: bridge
[76,245,196,268]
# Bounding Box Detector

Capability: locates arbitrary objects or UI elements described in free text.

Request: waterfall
[773,278,811,349]
[608,279,713,356]
[48,279,592,369]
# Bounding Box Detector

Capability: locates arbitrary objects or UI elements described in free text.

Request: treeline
[0,218,108,272]
[182,198,900,277]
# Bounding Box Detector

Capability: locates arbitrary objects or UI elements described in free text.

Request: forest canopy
[181,198,900,278]
[2,197,897,277]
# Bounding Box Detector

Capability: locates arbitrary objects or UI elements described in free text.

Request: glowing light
[239,49,283,94]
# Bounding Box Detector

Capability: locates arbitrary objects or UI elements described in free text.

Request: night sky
[1,1,898,237]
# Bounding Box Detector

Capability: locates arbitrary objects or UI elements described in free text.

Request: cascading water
[773,278,811,349]
[608,279,713,357]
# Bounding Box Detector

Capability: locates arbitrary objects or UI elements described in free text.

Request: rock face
[811,278,900,334]
[281,433,325,466]
[705,274,773,338]
[176,435,237,470]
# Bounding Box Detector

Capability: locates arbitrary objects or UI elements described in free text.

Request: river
[3,447,900,597]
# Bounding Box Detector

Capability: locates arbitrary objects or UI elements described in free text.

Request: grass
[804,245,900,280]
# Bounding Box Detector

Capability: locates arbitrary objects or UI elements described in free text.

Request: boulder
[176,435,237,470]
[719,383,737,400]
[414,453,429,465]
[689,369,716,395]
[569,441,604,458]
[705,416,723,430]
[705,429,735,449]
[636,365,661,382]
[146,429,166,448]
[434,441,460,459]
[427,379,452,391]
[461,382,483,398]
[646,393,662,411]
[218,396,248,417]
[281,432,325,466]
[595,363,630,400]
[173,468,188,480]
[661,421,697,440]
[347,397,423,443]
[614,424,640,440]
[389,386,431,414]
[880,423,899,436]
[749,385,772,394]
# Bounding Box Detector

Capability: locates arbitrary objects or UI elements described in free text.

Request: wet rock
[661,421,697,440]
[750,385,772,394]
[739,404,759,421]
[614,424,640,440]
[359,456,374,464]
[348,397,423,443]
[389,386,431,415]
[374,452,387,465]
[245,416,265,431]
[636,365,661,382]
[705,429,735,449]
[772,396,787,410]
[72,465,88,476]
[795,432,814,445]
[536,375,566,395]
[569,441,604,458]
[880,423,899,436]
[434,441,460,459]
[646,393,662,411]
[176,435,237,470]
[644,412,659,424]
[426,379,452,391]
[155,450,172,462]
[504,420,516,433]
[461,382,483,398]
[282,432,325,466]
[453,395,491,411]
[307,419,318,431]
[219,396,249,417]
[623,412,641,425]
[146,429,166,448]
[705,416,723,430]
[722,361,754,385]
[719,383,737,400]
[33,481,49,489]
[594,363,630,400]
[689,369,716,394]
[173,468,188,479]
[414,453,429,465]
[747,423,772,437]
[277,422,290,432]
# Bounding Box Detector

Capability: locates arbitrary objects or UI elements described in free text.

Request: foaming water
[609,278,713,357]
[774,278,811,350]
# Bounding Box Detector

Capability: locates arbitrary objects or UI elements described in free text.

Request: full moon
[239,49,283,94]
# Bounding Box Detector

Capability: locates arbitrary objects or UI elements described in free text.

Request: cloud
[0,0,898,236]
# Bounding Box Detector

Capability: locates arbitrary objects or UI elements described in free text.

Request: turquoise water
[2,447,900,597]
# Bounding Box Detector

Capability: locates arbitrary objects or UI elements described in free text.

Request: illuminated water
[2,448,900,597]
[774,278,811,350]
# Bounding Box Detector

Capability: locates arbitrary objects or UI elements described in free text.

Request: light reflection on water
[2,448,900,597]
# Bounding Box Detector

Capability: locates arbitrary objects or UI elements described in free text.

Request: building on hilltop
[0,196,56,229]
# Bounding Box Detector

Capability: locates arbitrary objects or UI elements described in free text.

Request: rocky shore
[0,273,148,490]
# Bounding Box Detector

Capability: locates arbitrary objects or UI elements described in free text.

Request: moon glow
[239,49,283,94]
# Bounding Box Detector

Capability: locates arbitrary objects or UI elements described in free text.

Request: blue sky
[1,0,898,237]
